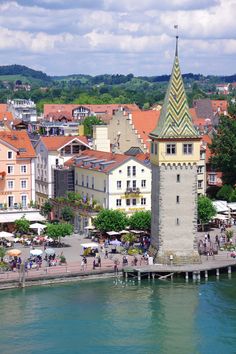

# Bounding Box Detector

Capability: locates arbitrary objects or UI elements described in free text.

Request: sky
[0,0,235,76]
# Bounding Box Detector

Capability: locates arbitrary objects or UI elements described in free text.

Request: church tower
[149,36,201,264]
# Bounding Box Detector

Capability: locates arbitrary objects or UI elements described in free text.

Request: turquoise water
[0,275,236,354]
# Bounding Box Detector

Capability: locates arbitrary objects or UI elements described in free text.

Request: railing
[125,187,140,195]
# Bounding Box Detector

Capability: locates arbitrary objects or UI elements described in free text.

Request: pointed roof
[150,37,199,140]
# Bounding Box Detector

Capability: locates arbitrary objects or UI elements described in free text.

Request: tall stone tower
[149,37,201,264]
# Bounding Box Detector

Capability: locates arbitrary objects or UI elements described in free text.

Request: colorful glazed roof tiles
[150,42,199,140]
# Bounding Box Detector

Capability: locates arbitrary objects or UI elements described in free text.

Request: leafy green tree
[0,247,6,262]
[61,206,74,222]
[67,192,82,202]
[93,209,128,233]
[83,116,103,136]
[41,200,53,216]
[15,216,30,234]
[128,211,151,231]
[46,223,73,242]
[198,196,217,231]
[209,116,236,185]
[216,184,234,201]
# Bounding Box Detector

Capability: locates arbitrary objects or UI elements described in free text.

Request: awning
[81,242,99,249]
[106,231,120,236]
[228,202,236,211]
[0,211,46,223]
[212,200,229,213]
[213,214,229,220]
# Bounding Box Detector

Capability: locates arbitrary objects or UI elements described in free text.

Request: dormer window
[166,144,176,155]
[7,151,13,159]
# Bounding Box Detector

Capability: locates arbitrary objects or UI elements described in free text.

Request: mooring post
[197,271,201,281]
[138,271,141,282]
[192,271,197,281]
[148,272,151,280]
[152,273,155,281]
[205,270,208,279]
[125,272,128,280]
[185,272,189,281]
[228,266,232,274]
[216,268,220,277]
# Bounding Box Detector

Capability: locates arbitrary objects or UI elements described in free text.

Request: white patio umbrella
[45,248,56,256]
[0,231,14,239]
[29,223,46,235]
[30,249,43,256]
[110,239,122,246]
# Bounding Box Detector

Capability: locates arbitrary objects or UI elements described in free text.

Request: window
[183,143,193,155]
[141,180,146,188]
[197,166,203,174]
[176,218,180,225]
[126,199,130,206]
[116,199,122,206]
[92,177,94,189]
[176,195,180,204]
[21,165,27,174]
[151,142,154,154]
[119,170,122,173]
[127,180,131,189]
[127,166,131,176]
[141,198,146,205]
[21,180,27,189]
[198,180,203,189]
[177,174,180,183]
[21,195,27,208]
[7,165,14,174]
[82,175,84,186]
[7,151,13,159]
[132,166,136,176]
[117,181,122,189]
[86,176,89,187]
[104,180,106,192]
[208,174,216,184]
[55,159,59,167]
[166,144,176,155]
[7,180,14,190]
[154,143,158,155]
[8,196,14,208]
[132,180,136,188]
[132,199,137,205]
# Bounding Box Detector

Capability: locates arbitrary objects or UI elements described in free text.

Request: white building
[35,136,90,205]
[71,150,151,214]
[7,99,37,123]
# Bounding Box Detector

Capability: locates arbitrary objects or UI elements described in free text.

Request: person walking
[81,258,85,271]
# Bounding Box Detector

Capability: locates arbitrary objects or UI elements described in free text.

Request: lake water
[0,274,236,354]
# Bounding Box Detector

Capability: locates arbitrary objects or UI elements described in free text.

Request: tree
[15,216,30,234]
[61,206,74,222]
[46,223,73,242]
[93,209,128,233]
[198,196,217,230]
[41,200,53,217]
[209,116,236,185]
[216,184,234,201]
[83,116,103,136]
[0,247,6,262]
[128,211,151,231]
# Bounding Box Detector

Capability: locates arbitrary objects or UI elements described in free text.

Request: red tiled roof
[69,149,148,173]
[40,135,89,151]
[45,111,73,122]
[44,104,140,116]
[0,104,7,113]
[211,100,228,113]
[0,131,35,158]
[131,110,160,151]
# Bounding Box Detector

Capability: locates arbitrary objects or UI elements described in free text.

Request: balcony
[125,187,140,195]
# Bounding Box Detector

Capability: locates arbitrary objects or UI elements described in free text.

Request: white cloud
[0,0,235,75]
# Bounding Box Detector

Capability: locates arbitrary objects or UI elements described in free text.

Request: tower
[149,36,201,264]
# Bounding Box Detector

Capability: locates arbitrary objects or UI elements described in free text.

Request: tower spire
[174,25,179,57]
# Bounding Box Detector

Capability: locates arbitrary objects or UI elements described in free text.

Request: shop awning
[0,211,46,223]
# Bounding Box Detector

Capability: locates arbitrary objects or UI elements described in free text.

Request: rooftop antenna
[174,24,179,57]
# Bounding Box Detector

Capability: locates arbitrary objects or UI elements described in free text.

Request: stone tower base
[149,245,201,265]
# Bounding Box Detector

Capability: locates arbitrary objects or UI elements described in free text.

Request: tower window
[176,218,180,225]
[154,143,158,155]
[166,144,176,155]
[177,174,180,182]
[151,142,154,154]
[183,143,193,154]
[176,196,180,203]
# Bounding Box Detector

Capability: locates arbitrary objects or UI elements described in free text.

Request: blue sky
[0,0,235,76]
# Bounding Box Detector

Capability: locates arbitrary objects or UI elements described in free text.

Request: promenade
[1,226,236,289]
